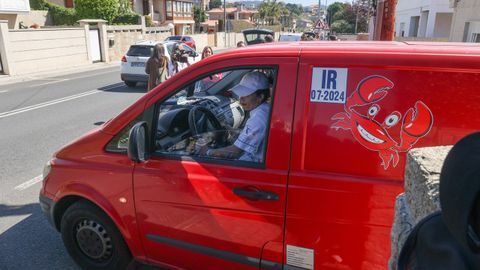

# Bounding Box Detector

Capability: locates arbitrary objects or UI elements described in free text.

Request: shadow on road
[99,82,147,94]
[0,203,80,270]
[0,203,37,217]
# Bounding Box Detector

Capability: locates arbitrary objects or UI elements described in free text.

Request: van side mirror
[128,121,148,163]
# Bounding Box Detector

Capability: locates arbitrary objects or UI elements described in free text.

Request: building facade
[0,0,30,28]
[132,0,194,35]
[395,0,453,38]
[449,0,480,42]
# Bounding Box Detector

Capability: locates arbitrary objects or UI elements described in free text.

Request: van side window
[153,68,276,164]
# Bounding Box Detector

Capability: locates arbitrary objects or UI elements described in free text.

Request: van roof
[214,41,480,59]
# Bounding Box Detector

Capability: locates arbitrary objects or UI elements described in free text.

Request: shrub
[113,13,141,25]
[331,19,354,34]
[29,0,47,10]
[75,0,119,24]
[45,2,78,25]
[145,15,154,27]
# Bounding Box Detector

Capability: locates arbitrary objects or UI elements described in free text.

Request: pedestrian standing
[202,46,213,59]
[145,44,169,91]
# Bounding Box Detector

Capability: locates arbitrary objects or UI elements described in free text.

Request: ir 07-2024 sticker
[310,67,348,104]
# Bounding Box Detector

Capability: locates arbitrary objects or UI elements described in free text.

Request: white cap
[232,71,269,97]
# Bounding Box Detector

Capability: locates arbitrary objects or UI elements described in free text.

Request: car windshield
[126,45,153,57]
[167,36,182,41]
[279,35,301,41]
[245,33,269,43]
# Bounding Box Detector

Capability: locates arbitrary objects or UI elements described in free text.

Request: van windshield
[126,45,153,57]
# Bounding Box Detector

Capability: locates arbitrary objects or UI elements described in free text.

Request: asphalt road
[0,65,145,270]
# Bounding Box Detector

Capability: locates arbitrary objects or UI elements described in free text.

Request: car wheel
[60,201,132,270]
[124,81,137,87]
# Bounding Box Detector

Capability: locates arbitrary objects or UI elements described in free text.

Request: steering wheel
[188,105,226,145]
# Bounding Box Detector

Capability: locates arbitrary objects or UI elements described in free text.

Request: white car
[120,40,201,87]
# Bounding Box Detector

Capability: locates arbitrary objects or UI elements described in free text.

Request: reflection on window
[154,68,277,164]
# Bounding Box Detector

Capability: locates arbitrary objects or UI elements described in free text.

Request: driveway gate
[89,28,102,62]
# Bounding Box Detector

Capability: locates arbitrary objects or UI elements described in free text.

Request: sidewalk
[0,61,121,87]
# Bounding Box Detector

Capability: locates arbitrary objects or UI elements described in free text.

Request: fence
[0,18,249,76]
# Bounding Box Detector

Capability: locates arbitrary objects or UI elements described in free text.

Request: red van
[40,42,480,270]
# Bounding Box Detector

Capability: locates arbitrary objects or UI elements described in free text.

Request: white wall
[449,0,480,42]
[396,0,453,38]
[9,28,90,75]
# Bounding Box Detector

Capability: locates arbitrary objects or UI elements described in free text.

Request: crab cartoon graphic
[331,75,434,169]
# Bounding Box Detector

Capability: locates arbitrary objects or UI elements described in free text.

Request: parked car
[120,40,200,88]
[165,35,196,51]
[278,33,302,42]
[242,28,275,45]
[40,42,480,270]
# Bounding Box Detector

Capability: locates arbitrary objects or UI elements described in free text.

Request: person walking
[145,44,169,91]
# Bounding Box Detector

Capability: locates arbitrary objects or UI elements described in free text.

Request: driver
[200,71,270,162]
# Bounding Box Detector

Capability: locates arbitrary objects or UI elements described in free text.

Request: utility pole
[354,0,359,33]
[224,0,226,46]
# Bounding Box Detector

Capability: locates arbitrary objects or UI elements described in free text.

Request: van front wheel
[60,201,132,270]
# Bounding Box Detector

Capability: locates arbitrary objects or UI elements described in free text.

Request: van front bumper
[39,194,56,229]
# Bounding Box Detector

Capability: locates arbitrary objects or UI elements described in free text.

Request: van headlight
[43,160,52,180]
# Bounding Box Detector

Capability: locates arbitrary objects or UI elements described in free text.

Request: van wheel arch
[53,195,84,231]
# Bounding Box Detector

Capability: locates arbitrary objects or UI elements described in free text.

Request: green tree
[259,0,282,25]
[327,2,344,25]
[285,3,303,16]
[194,5,207,32]
[76,0,120,24]
[331,19,354,33]
[118,0,132,14]
[209,0,222,9]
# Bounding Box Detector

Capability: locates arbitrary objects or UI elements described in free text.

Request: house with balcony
[132,0,194,35]
[449,0,480,42]
[206,6,257,31]
[395,0,453,38]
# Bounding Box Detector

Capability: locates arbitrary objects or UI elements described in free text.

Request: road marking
[28,70,119,88]
[64,69,118,81]
[0,90,8,93]
[14,175,43,190]
[0,90,101,119]
[29,79,68,88]
[0,83,123,119]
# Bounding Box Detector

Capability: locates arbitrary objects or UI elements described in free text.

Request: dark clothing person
[145,44,168,91]
[398,132,480,270]
[398,212,480,270]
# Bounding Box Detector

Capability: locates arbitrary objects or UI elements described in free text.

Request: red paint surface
[41,42,480,269]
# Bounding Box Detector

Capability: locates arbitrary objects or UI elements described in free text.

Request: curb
[0,61,121,86]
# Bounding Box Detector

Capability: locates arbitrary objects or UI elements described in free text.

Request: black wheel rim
[74,219,113,262]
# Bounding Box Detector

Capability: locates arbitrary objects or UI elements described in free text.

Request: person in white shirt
[200,71,271,162]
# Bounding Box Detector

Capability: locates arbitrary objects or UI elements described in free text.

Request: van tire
[124,81,137,87]
[60,201,132,270]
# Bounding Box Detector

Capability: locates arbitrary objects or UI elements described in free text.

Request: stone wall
[106,25,171,62]
[388,146,452,270]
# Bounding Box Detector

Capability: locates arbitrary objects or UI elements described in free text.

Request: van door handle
[232,187,279,201]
